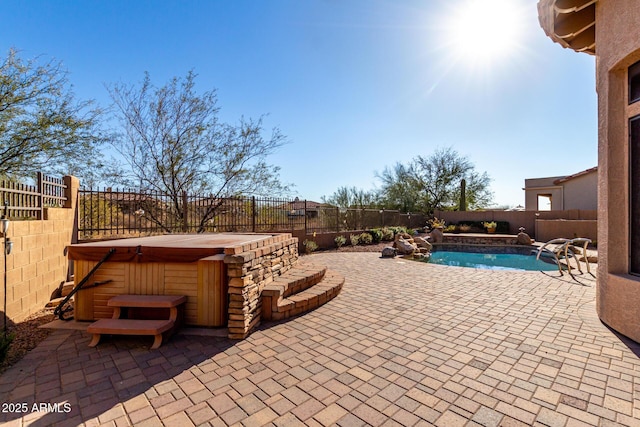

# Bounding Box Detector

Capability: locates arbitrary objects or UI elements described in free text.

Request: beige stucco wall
[524,177,564,210]
[535,219,597,243]
[562,172,598,210]
[0,176,78,327]
[592,0,640,342]
[524,172,597,211]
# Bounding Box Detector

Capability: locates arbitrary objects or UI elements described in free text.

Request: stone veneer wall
[441,235,518,245]
[224,234,298,339]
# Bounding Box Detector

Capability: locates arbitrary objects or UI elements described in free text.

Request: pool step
[262,263,344,321]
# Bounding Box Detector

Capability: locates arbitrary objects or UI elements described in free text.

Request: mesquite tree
[106,71,290,232]
[0,48,105,179]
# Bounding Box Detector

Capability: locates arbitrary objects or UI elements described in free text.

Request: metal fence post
[252,196,256,232]
[36,172,43,220]
[182,191,188,232]
[304,200,308,234]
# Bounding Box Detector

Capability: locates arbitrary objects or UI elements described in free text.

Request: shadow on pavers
[0,326,235,427]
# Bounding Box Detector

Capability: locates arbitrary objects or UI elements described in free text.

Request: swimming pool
[427,247,558,271]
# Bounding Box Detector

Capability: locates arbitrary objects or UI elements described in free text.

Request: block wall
[0,176,78,327]
[224,235,298,339]
[0,208,75,325]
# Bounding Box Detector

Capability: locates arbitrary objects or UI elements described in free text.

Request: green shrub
[350,234,360,246]
[303,239,318,254]
[496,221,510,233]
[444,225,456,233]
[334,235,347,248]
[367,228,383,243]
[380,227,394,241]
[458,221,486,233]
[388,226,408,236]
[359,232,373,245]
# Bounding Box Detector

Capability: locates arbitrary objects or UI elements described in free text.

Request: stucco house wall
[562,171,598,210]
[524,169,597,211]
[538,0,640,343]
[593,0,640,344]
[524,176,564,210]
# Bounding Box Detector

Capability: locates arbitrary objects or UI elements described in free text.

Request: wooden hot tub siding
[74,256,227,327]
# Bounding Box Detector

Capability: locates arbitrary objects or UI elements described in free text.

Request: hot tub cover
[68,233,274,263]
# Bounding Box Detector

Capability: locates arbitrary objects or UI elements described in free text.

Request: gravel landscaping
[0,308,55,373]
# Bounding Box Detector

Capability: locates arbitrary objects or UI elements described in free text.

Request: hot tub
[68,233,285,327]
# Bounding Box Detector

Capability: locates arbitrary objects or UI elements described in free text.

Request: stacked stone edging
[224,234,299,339]
[443,234,518,245]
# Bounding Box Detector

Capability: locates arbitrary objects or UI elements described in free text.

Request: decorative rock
[516,232,533,245]
[396,238,417,255]
[430,228,444,244]
[414,236,433,251]
[395,232,412,242]
[381,247,397,258]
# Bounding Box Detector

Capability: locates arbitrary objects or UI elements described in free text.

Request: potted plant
[483,221,497,234]
[429,217,446,230]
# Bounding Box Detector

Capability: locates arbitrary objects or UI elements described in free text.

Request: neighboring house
[523,166,597,211]
[282,198,324,219]
[538,0,640,343]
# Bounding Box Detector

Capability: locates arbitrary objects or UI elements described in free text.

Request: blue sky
[2,0,597,207]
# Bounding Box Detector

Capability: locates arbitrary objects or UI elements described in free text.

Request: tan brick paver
[1,252,639,426]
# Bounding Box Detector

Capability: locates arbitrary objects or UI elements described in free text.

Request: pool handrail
[536,238,592,276]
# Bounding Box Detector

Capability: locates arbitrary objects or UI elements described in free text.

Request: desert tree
[321,186,379,209]
[0,48,105,180]
[376,163,425,213]
[378,147,492,214]
[322,186,381,230]
[106,71,290,232]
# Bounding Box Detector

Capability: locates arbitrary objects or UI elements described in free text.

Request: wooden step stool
[87,295,187,349]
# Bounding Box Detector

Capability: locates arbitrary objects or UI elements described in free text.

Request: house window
[630,115,640,274]
[629,60,640,104]
[537,194,552,211]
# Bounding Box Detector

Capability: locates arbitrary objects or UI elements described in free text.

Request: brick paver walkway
[1,252,638,426]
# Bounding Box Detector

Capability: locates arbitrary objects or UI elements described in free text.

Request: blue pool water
[428,250,558,271]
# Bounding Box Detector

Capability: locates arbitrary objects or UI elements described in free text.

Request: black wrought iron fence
[77,187,425,241]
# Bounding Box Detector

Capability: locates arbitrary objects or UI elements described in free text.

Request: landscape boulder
[413,236,433,251]
[516,232,533,245]
[396,238,418,255]
[381,247,397,258]
[429,228,444,243]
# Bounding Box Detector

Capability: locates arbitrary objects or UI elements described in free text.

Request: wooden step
[107,294,187,308]
[87,318,174,349]
[107,294,187,323]
[87,294,187,349]
[262,269,344,321]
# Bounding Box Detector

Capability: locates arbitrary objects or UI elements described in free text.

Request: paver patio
[0,252,638,426]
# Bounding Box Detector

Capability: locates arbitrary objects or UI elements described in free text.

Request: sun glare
[444,0,526,66]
